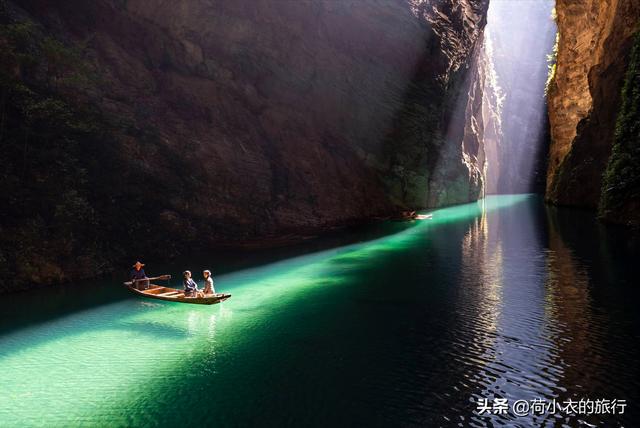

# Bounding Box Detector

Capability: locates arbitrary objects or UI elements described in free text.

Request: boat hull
[125,283,231,305]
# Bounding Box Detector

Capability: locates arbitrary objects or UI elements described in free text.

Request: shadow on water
[0,219,417,335]
[0,280,123,336]
[0,303,196,360]
[546,203,639,290]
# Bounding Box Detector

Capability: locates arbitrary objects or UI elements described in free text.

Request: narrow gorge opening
[482,0,557,194]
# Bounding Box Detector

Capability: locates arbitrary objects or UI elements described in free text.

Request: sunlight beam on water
[0,195,531,426]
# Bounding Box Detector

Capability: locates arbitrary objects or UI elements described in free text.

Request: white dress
[203,277,215,295]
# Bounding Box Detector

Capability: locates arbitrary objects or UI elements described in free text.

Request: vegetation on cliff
[1,0,492,292]
[545,0,640,209]
[0,13,101,289]
[544,9,558,96]
[0,6,190,291]
[599,31,640,226]
[545,34,559,96]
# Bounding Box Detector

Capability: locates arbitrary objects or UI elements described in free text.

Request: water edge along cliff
[0,0,493,291]
[546,0,640,226]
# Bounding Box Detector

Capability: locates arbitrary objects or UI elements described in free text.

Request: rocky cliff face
[599,31,640,226]
[475,35,502,195]
[546,0,640,210]
[383,0,490,208]
[0,0,489,290]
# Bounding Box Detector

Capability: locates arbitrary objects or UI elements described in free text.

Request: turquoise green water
[1,195,638,426]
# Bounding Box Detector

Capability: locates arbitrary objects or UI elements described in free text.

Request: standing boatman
[130,261,149,290]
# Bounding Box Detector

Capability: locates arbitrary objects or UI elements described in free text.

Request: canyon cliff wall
[546,0,639,220]
[475,35,502,195]
[0,0,489,290]
[599,31,640,226]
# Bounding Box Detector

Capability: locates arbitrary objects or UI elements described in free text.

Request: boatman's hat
[133,261,145,268]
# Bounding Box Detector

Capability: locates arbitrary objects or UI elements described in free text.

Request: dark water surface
[1,195,638,427]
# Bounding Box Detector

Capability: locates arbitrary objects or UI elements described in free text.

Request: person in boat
[202,270,215,296]
[130,261,149,290]
[183,270,201,297]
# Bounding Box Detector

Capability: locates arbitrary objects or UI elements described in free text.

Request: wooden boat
[124,275,231,305]
[395,211,433,221]
[415,214,433,220]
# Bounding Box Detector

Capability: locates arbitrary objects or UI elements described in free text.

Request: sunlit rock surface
[486,0,555,194]
[0,0,489,290]
[546,0,640,208]
[474,34,502,196]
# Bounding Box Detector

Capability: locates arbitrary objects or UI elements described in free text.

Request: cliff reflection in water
[453,198,639,425]
[545,207,640,405]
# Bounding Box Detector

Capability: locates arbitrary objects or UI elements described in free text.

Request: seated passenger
[202,270,215,295]
[183,270,201,297]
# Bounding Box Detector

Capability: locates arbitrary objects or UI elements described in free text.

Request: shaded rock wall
[0,0,489,290]
[371,0,491,208]
[436,34,495,206]
[546,0,640,208]
[599,31,640,226]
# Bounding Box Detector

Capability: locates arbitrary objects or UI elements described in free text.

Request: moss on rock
[599,31,640,227]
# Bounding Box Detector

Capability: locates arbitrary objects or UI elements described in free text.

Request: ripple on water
[0,195,638,426]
